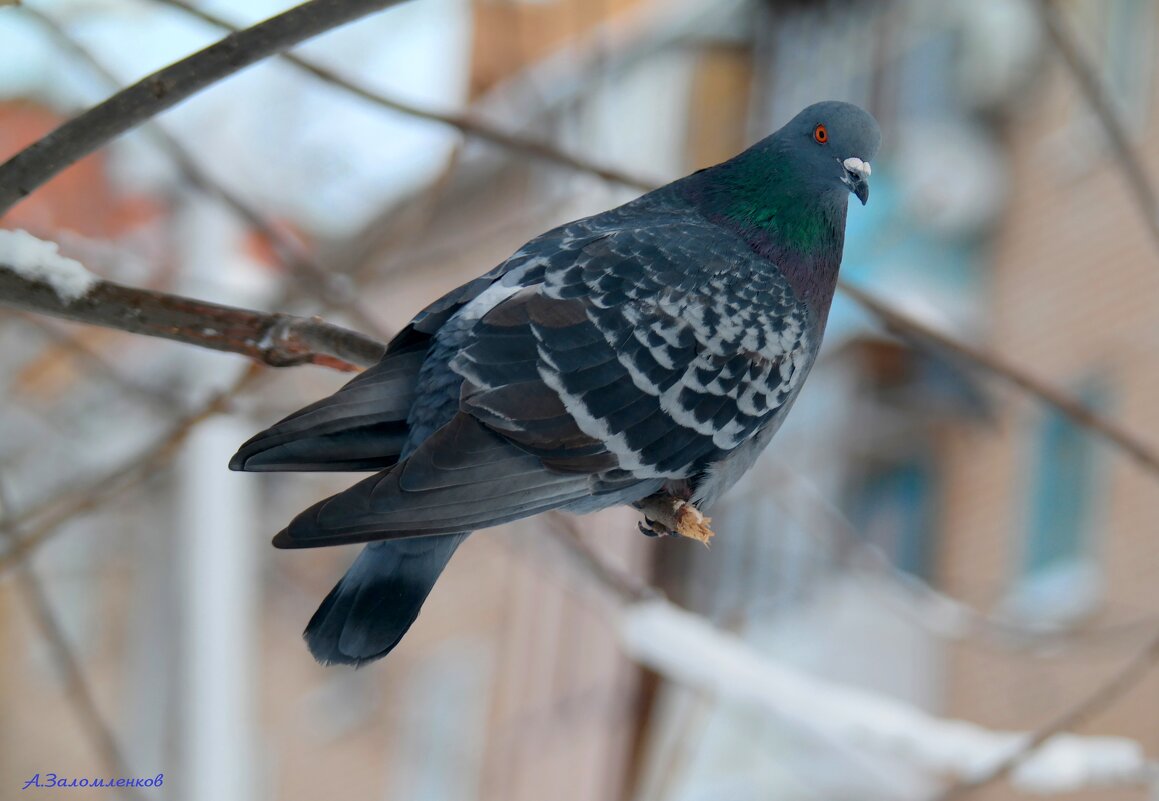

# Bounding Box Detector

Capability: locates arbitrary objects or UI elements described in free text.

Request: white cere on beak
[843,157,871,178]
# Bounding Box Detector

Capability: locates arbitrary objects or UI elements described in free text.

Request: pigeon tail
[304,534,467,666]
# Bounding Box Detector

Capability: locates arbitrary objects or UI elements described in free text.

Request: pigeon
[231,100,880,665]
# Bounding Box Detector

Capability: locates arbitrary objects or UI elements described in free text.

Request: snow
[618,599,1153,795]
[0,228,98,303]
[1013,736,1154,794]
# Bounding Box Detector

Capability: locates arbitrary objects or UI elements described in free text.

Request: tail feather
[304,534,466,666]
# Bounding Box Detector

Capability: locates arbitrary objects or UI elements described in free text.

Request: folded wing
[273,221,812,547]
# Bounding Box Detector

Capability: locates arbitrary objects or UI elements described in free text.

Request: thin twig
[0,480,146,801]
[0,364,262,575]
[19,315,184,412]
[0,0,409,215]
[20,6,391,340]
[762,459,1159,650]
[930,626,1159,800]
[149,0,660,192]
[839,280,1159,474]
[537,512,1159,796]
[1036,0,1159,256]
[544,513,655,605]
[0,265,385,371]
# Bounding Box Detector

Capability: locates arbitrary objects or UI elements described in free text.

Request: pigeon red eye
[813,124,828,144]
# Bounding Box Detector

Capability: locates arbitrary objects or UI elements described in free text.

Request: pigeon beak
[842,157,871,205]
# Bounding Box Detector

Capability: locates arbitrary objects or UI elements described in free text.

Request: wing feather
[452,223,812,483]
[229,344,426,471]
[273,414,594,547]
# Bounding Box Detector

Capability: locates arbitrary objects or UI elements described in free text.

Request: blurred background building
[1,0,1158,800]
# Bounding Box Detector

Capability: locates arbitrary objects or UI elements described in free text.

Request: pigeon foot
[636,496,714,545]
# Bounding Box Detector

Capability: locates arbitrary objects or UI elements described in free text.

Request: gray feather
[304,535,466,666]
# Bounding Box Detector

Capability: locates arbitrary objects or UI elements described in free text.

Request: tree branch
[930,626,1159,799]
[542,520,1158,797]
[1036,0,1159,257]
[0,365,262,575]
[21,6,391,340]
[0,264,385,371]
[150,0,660,192]
[760,459,1159,649]
[839,281,1159,474]
[0,0,409,215]
[21,315,185,412]
[0,480,146,801]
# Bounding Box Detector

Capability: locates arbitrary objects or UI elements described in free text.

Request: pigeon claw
[638,519,666,538]
[636,495,714,546]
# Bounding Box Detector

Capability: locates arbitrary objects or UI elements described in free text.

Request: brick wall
[938,32,1159,801]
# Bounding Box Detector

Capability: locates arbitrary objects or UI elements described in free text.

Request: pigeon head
[677,101,881,309]
[685,101,881,255]
[776,101,881,206]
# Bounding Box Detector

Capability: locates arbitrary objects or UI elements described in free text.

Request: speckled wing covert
[271,217,812,547]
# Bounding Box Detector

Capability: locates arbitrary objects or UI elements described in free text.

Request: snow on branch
[0,229,97,302]
[21,7,390,341]
[618,599,1158,796]
[0,242,385,372]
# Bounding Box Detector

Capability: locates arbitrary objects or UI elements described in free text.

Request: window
[848,457,939,581]
[1025,406,1098,573]
[1005,383,1107,626]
